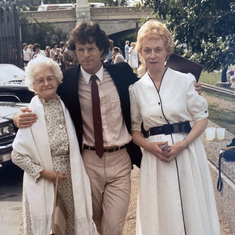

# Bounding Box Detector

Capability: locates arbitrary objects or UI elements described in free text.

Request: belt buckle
[164,124,173,135]
[106,147,121,152]
[147,130,150,138]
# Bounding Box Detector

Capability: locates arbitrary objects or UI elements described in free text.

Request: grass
[200,71,222,85]
[199,72,235,135]
[204,92,235,135]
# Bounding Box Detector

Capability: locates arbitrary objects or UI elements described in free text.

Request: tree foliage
[20,16,68,49]
[143,0,235,71]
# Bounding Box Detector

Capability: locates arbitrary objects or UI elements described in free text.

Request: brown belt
[83,145,125,152]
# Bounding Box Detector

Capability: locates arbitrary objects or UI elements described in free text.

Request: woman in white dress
[12,56,98,235]
[129,42,139,73]
[129,20,220,235]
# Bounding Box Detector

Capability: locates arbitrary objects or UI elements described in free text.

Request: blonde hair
[136,20,174,77]
[25,56,63,92]
[130,42,136,47]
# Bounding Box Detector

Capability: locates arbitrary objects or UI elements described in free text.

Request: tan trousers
[82,148,131,235]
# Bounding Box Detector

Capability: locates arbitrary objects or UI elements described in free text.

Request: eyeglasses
[34,76,57,86]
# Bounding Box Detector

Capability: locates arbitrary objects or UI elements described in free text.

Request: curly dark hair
[67,22,110,59]
[33,43,40,52]
[52,42,58,48]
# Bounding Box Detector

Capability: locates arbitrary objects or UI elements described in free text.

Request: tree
[143,0,235,73]
[20,16,68,49]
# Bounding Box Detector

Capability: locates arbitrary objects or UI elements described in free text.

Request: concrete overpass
[21,6,155,36]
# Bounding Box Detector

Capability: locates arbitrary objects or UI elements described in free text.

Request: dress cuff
[35,166,44,183]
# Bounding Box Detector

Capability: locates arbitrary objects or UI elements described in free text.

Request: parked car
[0,64,33,102]
[0,64,33,167]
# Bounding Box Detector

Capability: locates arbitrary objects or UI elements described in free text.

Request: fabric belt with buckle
[147,121,191,137]
[83,145,126,152]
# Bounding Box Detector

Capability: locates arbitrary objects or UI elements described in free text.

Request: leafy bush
[20,16,68,49]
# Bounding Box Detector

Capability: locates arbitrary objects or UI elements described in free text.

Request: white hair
[25,56,63,92]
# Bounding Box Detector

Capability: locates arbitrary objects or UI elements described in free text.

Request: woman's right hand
[147,141,171,162]
[132,130,171,162]
[40,169,67,184]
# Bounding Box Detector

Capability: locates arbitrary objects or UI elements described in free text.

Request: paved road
[0,165,23,235]
[0,164,234,235]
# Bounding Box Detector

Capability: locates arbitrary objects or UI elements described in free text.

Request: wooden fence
[0,0,22,68]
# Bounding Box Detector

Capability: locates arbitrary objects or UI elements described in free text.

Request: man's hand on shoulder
[13,107,38,129]
[194,82,202,95]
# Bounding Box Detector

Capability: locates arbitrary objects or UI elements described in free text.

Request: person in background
[128,42,139,73]
[129,20,220,235]
[63,44,79,70]
[104,39,113,65]
[45,46,51,58]
[22,43,31,68]
[50,42,60,63]
[112,46,125,64]
[32,43,45,59]
[228,69,235,90]
[11,56,98,235]
[124,40,130,63]
[59,41,66,71]
[28,44,34,60]
[59,41,66,54]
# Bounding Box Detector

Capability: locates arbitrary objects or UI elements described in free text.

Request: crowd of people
[22,41,79,71]
[16,20,220,235]
[103,39,139,74]
[23,38,139,74]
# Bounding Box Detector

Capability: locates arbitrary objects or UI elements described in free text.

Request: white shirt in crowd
[23,48,31,61]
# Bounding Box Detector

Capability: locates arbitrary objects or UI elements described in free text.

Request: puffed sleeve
[186,73,208,121]
[129,84,142,132]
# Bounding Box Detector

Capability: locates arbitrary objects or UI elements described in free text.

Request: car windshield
[0,64,25,83]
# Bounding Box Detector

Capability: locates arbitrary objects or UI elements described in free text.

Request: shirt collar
[81,65,104,84]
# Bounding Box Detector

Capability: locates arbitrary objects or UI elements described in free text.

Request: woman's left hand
[162,139,188,162]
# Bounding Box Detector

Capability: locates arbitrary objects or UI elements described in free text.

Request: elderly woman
[129,20,220,235]
[11,56,98,235]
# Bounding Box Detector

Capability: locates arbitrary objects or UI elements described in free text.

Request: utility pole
[76,0,91,23]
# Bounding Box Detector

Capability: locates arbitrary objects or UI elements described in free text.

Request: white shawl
[13,96,98,235]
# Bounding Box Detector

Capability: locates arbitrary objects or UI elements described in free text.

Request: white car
[0,64,33,166]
